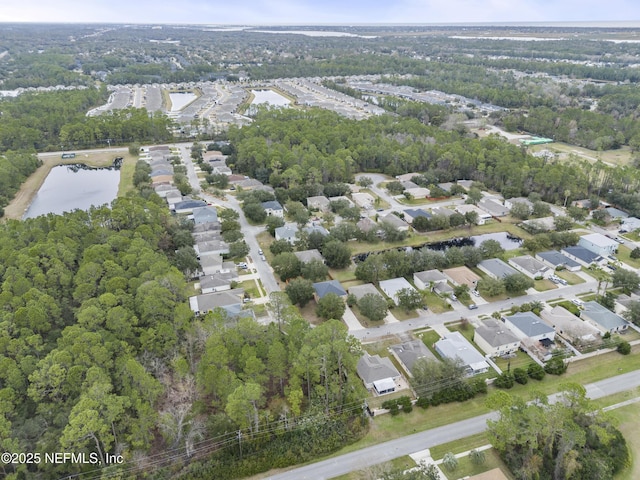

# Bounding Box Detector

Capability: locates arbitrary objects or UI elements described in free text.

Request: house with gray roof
[504,312,555,342]
[199,271,239,294]
[605,207,628,219]
[509,255,551,279]
[189,288,245,316]
[434,332,490,376]
[403,209,432,225]
[166,191,183,208]
[390,340,438,377]
[474,319,521,358]
[357,217,378,233]
[303,224,330,237]
[154,185,178,198]
[478,198,509,217]
[431,207,456,218]
[620,217,640,232]
[294,249,324,264]
[306,195,331,212]
[356,354,401,394]
[540,306,600,345]
[313,280,347,300]
[581,301,629,334]
[578,233,618,257]
[536,250,581,272]
[347,283,383,301]
[174,199,208,214]
[329,195,354,207]
[504,197,534,212]
[192,206,218,225]
[381,213,410,232]
[414,270,448,290]
[275,224,299,244]
[261,200,284,217]
[438,182,454,193]
[478,258,519,280]
[379,277,416,305]
[561,246,604,267]
[195,238,230,257]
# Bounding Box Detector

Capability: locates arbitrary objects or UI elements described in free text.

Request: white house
[578,233,618,257]
[434,332,490,376]
[379,277,416,305]
[356,354,401,394]
[455,204,492,225]
[274,224,299,244]
[581,301,629,334]
[474,319,521,358]
[261,200,284,218]
[509,255,551,279]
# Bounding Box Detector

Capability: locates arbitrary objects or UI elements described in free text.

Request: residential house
[356,353,402,394]
[347,283,384,301]
[306,195,331,212]
[379,277,417,305]
[199,254,232,276]
[504,197,533,213]
[431,207,456,218]
[403,209,432,225]
[165,191,183,209]
[192,206,218,225]
[437,182,454,193]
[413,270,448,290]
[390,340,438,377]
[620,217,640,233]
[536,250,582,272]
[174,199,207,214]
[400,180,420,191]
[581,301,629,334]
[433,282,454,296]
[199,271,239,294]
[522,216,556,232]
[443,266,481,288]
[474,319,521,358]
[189,288,245,316]
[404,187,431,199]
[213,165,232,176]
[572,199,593,209]
[381,213,410,232]
[303,224,330,237]
[455,204,492,225]
[352,192,375,209]
[357,217,378,233]
[261,200,284,218]
[504,312,556,343]
[578,233,618,257]
[509,255,551,279]
[194,237,230,258]
[605,207,628,219]
[561,246,604,267]
[151,175,174,186]
[478,258,519,280]
[294,249,324,264]
[328,196,354,208]
[478,198,509,217]
[274,224,299,244]
[235,178,264,189]
[456,180,474,191]
[395,172,422,182]
[615,293,640,315]
[540,306,600,345]
[155,185,179,198]
[312,280,347,301]
[434,332,490,376]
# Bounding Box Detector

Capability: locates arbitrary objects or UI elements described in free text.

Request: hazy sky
[1,0,639,24]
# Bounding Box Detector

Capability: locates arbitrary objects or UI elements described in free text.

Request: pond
[250,89,291,107]
[24,164,121,219]
[352,231,522,262]
[169,92,197,112]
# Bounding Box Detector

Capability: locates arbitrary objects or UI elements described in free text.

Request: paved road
[352,274,597,342]
[264,369,640,480]
[177,143,281,295]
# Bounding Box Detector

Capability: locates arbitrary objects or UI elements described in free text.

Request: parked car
[571,299,583,306]
[258,249,263,255]
[468,303,478,310]
[472,290,480,297]
[260,254,266,261]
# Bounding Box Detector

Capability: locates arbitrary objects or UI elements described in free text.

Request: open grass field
[4,148,133,220]
[530,142,634,167]
[617,245,640,269]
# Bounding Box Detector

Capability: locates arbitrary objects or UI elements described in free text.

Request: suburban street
[264,369,640,480]
[178,143,282,295]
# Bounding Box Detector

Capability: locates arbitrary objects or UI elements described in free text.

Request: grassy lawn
[240,280,260,298]
[331,456,417,480]
[492,350,533,372]
[419,330,442,357]
[389,307,419,321]
[532,142,633,167]
[534,278,558,292]
[367,389,414,410]
[440,449,515,480]
[447,321,475,344]
[611,401,640,480]
[555,270,586,285]
[617,245,640,269]
[582,266,610,281]
[423,290,453,314]
[329,267,357,283]
[350,304,383,328]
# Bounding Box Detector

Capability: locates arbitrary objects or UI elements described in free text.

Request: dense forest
[227,108,640,206]
[0,88,175,152]
[0,168,367,479]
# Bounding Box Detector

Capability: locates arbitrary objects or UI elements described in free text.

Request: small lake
[24,164,120,219]
[169,92,197,112]
[250,89,291,107]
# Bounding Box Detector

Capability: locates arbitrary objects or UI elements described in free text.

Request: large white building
[578,233,618,257]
